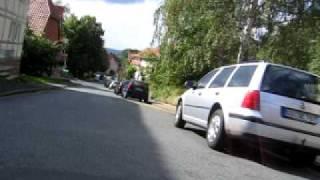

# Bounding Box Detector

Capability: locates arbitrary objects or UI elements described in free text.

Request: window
[8,21,17,41]
[209,67,235,88]
[261,65,320,104]
[2,19,11,41]
[197,69,218,88]
[0,16,4,41]
[228,65,257,87]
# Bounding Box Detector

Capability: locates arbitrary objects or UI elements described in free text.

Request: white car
[176,61,320,163]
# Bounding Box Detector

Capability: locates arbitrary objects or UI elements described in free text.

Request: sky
[57,0,160,50]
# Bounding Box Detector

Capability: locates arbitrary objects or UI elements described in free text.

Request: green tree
[64,15,107,78]
[257,0,320,70]
[151,0,320,89]
[126,65,136,79]
[20,29,61,76]
[309,37,320,75]
[151,0,239,87]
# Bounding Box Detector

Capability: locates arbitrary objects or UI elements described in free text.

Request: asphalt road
[0,81,320,180]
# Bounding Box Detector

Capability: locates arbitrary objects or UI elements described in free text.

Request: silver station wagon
[175,62,320,164]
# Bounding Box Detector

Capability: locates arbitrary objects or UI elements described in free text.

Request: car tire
[122,92,128,98]
[139,98,142,102]
[174,102,186,128]
[207,109,225,151]
[144,98,149,104]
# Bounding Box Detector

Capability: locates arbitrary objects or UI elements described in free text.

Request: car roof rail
[238,60,265,64]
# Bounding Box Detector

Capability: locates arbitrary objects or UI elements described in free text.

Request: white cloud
[58,0,160,50]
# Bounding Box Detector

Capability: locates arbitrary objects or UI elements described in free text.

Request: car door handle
[198,92,202,96]
[215,92,219,96]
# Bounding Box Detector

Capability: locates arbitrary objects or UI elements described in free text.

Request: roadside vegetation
[20,75,68,85]
[64,15,108,78]
[20,29,61,77]
[148,0,320,104]
[20,13,107,79]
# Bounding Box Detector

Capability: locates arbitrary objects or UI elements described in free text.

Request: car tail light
[241,90,260,110]
[127,83,133,90]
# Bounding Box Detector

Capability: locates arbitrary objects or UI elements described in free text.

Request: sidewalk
[0,77,71,97]
[151,101,176,114]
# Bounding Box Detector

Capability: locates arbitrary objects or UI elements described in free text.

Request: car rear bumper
[227,113,320,151]
[127,91,148,99]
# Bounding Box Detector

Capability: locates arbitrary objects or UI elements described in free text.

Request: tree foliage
[20,29,61,76]
[257,0,320,70]
[151,0,320,89]
[151,0,240,86]
[126,64,137,79]
[64,15,107,78]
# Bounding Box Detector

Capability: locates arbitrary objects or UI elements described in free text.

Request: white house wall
[0,0,29,75]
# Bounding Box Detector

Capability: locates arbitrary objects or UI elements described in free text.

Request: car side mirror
[184,80,197,89]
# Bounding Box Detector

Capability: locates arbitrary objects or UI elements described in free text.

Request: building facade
[106,53,121,77]
[0,0,29,77]
[28,0,64,42]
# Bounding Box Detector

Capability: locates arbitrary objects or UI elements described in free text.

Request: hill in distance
[106,48,123,56]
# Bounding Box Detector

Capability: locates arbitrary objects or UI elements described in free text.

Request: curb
[148,101,176,114]
[0,86,59,97]
[124,98,176,115]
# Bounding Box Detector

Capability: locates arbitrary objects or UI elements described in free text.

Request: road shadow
[0,89,174,180]
[184,125,320,180]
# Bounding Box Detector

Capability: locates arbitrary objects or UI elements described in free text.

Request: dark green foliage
[64,15,107,78]
[151,0,320,93]
[126,65,136,79]
[308,36,320,75]
[257,0,320,71]
[20,29,60,76]
[151,0,239,87]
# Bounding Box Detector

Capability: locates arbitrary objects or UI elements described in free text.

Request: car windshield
[262,65,320,104]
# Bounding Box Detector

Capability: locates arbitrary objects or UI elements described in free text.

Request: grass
[151,85,185,105]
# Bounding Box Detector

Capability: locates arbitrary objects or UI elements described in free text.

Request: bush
[126,65,136,79]
[20,30,60,76]
[151,85,185,105]
[308,38,320,76]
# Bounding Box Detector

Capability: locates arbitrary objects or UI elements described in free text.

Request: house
[27,0,66,77]
[106,53,121,78]
[128,48,160,69]
[128,48,160,80]
[27,0,64,41]
[0,0,30,78]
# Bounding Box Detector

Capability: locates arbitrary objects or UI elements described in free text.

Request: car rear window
[209,67,235,88]
[228,65,257,87]
[261,65,320,104]
[134,81,148,88]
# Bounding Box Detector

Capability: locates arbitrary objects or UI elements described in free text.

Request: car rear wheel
[122,91,128,98]
[174,103,186,128]
[207,109,225,151]
[144,97,149,104]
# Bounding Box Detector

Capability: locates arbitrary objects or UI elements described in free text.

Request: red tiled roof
[131,60,141,66]
[28,0,51,34]
[48,0,64,20]
[27,0,64,34]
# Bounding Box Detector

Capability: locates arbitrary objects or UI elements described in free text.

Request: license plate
[135,88,143,92]
[282,107,319,125]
